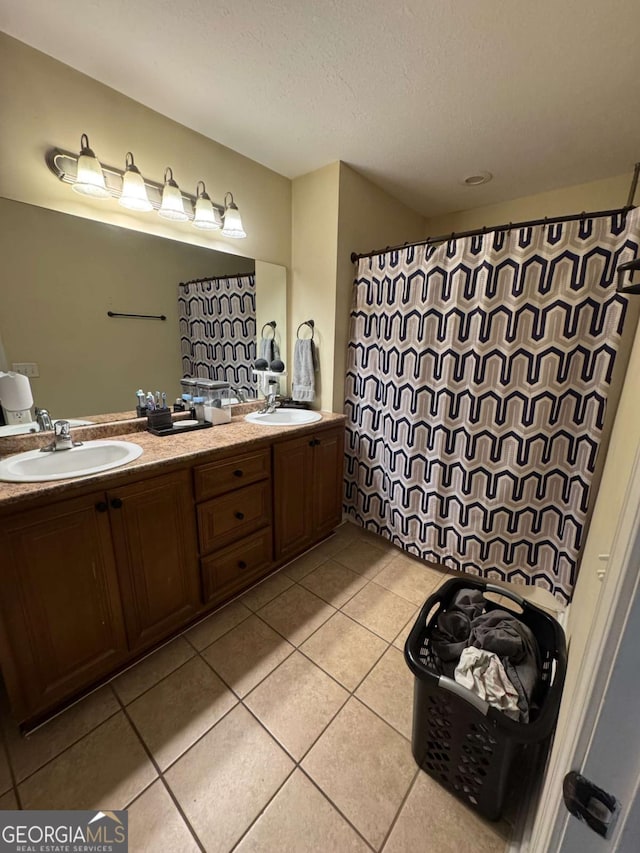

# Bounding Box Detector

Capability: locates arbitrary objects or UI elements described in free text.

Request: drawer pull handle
[309,438,321,447]
[110,497,123,509]
[235,511,245,520]
[238,560,247,569]
[233,469,244,477]
[95,501,108,513]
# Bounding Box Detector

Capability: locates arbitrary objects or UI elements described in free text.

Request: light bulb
[159,167,189,221]
[72,133,110,198]
[193,181,222,230]
[221,192,247,238]
[119,152,152,211]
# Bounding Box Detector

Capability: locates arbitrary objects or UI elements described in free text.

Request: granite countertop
[0,410,346,510]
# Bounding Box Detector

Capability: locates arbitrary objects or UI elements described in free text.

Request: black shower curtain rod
[351,163,640,264]
[350,205,635,264]
[179,271,254,286]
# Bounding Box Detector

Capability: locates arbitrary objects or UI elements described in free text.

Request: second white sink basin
[245,409,322,426]
[0,440,143,483]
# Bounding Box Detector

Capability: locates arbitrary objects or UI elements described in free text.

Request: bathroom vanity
[0,413,345,728]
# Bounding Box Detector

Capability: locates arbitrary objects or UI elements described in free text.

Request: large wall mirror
[0,197,287,435]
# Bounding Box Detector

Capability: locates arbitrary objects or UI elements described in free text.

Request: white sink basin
[0,418,94,438]
[244,409,322,426]
[0,440,143,483]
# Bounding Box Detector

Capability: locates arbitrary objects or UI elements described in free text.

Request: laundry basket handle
[437,675,490,715]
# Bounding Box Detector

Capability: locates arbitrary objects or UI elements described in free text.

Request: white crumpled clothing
[454,647,520,720]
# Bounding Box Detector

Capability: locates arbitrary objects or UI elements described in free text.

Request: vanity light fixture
[221,192,247,239]
[159,167,189,221]
[119,152,153,212]
[193,181,222,230]
[72,134,110,198]
[46,134,246,237]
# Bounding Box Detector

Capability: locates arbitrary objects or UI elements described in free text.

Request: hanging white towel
[454,647,520,720]
[292,338,317,402]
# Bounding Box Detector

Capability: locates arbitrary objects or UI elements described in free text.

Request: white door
[531,447,640,852]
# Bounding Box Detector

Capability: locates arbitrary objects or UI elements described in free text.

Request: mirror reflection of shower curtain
[344,210,640,604]
[178,273,256,397]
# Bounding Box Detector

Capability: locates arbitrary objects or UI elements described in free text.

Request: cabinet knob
[110,497,123,509]
[238,560,247,570]
[233,469,244,478]
[234,511,245,520]
[309,438,320,447]
[95,501,108,513]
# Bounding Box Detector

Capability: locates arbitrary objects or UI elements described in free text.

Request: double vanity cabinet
[0,417,345,728]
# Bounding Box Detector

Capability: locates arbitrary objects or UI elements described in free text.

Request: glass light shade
[119,155,152,211]
[72,135,109,198]
[193,194,221,230]
[159,169,189,221]
[221,197,246,239]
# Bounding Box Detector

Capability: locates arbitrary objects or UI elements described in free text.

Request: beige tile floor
[0,522,516,852]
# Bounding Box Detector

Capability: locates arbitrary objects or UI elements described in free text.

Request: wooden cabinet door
[273,434,315,560]
[0,493,128,719]
[313,427,345,538]
[108,470,200,651]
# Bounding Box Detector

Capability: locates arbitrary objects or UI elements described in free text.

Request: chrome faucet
[35,407,53,431]
[260,384,281,414]
[229,387,247,403]
[41,420,82,452]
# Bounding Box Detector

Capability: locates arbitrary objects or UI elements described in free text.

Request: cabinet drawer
[194,448,271,501]
[197,480,271,553]
[201,527,273,605]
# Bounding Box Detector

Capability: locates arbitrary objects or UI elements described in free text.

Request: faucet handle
[54,419,71,438]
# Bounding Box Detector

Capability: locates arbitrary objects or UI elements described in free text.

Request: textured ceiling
[1,0,640,216]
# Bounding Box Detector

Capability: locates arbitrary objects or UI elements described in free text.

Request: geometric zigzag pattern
[178,273,256,397]
[344,210,640,603]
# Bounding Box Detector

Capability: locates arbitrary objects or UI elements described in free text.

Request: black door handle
[110,497,123,509]
[95,501,108,513]
[309,438,320,447]
[238,560,247,570]
[233,469,243,477]
[234,511,245,520]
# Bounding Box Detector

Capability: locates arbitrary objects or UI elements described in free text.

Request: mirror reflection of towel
[258,337,280,363]
[292,338,318,402]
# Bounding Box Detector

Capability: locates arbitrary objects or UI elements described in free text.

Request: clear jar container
[180,377,198,398]
[197,379,232,425]
[192,396,205,422]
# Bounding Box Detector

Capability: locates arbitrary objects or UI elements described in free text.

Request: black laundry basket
[404,577,567,821]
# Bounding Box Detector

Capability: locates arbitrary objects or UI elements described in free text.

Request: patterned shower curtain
[178,273,256,396]
[344,210,640,602]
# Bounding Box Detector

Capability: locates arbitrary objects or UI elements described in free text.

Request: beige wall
[426,172,632,235]
[335,163,427,411]
[290,163,341,411]
[0,198,254,417]
[290,162,427,412]
[0,33,291,268]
